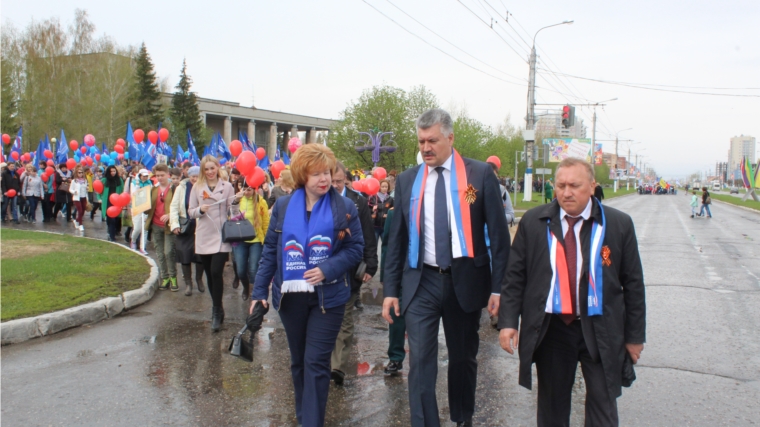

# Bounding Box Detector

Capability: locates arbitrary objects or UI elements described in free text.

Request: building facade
[535,113,586,139]
[728,135,756,171]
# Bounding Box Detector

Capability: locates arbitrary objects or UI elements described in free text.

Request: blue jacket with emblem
[252,186,364,311]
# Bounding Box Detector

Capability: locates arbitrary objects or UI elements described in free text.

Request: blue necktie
[434,167,452,269]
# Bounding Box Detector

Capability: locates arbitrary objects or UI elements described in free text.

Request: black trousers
[534,315,619,427]
[405,268,481,427]
[200,252,227,308]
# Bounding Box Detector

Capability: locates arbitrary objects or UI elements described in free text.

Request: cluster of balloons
[133,128,169,145]
[353,177,380,195]
[106,192,131,218]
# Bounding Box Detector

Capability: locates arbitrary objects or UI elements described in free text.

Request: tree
[169,59,204,144]
[1,57,18,135]
[128,42,163,130]
[328,84,439,172]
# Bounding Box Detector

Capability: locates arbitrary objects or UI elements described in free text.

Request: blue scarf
[281,188,335,293]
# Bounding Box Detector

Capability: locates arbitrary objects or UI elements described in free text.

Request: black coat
[498,198,645,400]
[343,189,378,293]
[1,169,20,194]
[384,157,510,314]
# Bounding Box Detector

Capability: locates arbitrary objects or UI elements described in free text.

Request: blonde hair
[197,155,221,187]
[289,144,336,189]
[278,169,294,189]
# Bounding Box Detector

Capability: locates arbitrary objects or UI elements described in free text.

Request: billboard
[542,138,593,163]
[594,143,603,165]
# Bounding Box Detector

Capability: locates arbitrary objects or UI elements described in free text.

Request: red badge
[465,184,478,205]
[602,245,612,267]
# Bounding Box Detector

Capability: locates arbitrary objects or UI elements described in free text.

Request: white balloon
[417,151,423,165]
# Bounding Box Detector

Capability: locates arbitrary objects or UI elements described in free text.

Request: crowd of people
[0,108,647,427]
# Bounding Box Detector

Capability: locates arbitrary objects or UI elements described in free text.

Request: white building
[535,114,586,139]
[728,135,756,171]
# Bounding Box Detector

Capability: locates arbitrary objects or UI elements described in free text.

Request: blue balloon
[110,152,118,159]
[219,158,227,165]
[124,153,130,160]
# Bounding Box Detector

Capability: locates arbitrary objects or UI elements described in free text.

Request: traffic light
[561,105,576,128]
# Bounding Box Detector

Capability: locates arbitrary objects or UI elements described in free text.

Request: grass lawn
[1,229,150,321]
[710,192,760,212]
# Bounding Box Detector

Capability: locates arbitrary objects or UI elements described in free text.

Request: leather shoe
[456,421,472,426]
[331,369,345,386]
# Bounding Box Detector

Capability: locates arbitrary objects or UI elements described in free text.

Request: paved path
[2,195,759,426]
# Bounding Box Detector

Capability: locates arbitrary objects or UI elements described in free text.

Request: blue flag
[282,151,290,166]
[11,127,23,160]
[274,149,280,162]
[56,130,69,164]
[186,131,200,166]
[241,131,255,152]
[126,122,141,161]
[35,135,50,164]
[216,133,231,161]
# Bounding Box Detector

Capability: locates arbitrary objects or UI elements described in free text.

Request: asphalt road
[2,194,759,426]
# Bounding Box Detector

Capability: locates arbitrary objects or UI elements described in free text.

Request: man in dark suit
[499,157,645,427]
[383,108,510,427]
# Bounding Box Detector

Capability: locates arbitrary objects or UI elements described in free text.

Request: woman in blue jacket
[251,143,363,427]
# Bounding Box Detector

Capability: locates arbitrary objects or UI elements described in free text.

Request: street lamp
[613,128,632,192]
[625,142,641,190]
[523,19,573,202]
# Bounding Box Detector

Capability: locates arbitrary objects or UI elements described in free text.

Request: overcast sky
[3,0,759,178]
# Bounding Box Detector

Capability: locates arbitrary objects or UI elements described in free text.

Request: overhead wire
[455,0,529,64]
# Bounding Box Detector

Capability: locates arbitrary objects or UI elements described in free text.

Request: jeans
[106,216,119,241]
[41,195,53,221]
[700,203,712,217]
[278,292,345,427]
[151,224,176,280]
[2,196,18,221]
[232,242,263,295]
[26,196,39,221]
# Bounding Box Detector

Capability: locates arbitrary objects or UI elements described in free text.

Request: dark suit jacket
[343,189,378,292]
[498,198,645,400]
[384,157,510,314]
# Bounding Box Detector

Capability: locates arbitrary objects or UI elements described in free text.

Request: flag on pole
[35,135,50,164]
[11,127,23,160]
[187,131,200,166]
[56,130,69,164]
[282,151,290,166]
[216,133,231,161]
[127,122,141,161]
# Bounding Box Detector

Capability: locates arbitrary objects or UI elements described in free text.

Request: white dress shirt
[559,198,593,314]
[423,154,454,266]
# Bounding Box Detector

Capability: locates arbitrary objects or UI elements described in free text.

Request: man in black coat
[499,157,645,427]
[383,109,510,427]
[1,163,21,223]
[330,161,378,385]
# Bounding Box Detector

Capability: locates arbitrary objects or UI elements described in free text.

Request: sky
[2,0,759,178]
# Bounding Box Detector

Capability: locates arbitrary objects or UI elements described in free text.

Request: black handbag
[222,218,256,243]
[178,217,195,235]
[228,325,254,362]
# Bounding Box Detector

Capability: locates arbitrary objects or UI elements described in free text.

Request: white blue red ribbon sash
[545,200,605,316]
[408,149,474,268]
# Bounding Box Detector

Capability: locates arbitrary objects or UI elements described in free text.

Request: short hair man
[145,164,178,291]
[499,157,645,426]
[383,108,510,426]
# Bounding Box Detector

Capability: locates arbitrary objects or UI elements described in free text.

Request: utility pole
[523,20,573,202]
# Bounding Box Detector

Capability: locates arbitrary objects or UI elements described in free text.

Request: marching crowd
[1,108,646,427]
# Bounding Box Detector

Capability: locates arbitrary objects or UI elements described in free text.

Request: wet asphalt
[2,194,760,426]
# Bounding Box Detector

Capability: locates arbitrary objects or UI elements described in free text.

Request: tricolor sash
[281,188,335,293]
[408,149,474,268]
[545,200,606,316]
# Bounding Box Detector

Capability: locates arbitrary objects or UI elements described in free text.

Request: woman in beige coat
[188,156,235,331]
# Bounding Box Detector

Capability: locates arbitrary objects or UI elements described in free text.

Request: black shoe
[456,421,472,427]
[384,361,403,376]
[691,214,694,218]
[354,299,364,310]
[211,307,222,332]
[13,220,20,224]
[242,284,250,301]
[232,277,240,289]
[331,369,345,386]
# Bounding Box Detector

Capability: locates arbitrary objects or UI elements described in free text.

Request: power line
[383,0,526,83]
[541,70,760,97]
[360,0,526,87]
[455,0,529,64]
[543,71,760,91]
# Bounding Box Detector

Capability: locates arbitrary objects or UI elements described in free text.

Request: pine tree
[1,57,19,135]
[170,59,204,143]
[128,42,163,130]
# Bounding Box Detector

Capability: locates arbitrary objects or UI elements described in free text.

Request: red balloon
[133,129,145,143]
[109,193,121,206]
[255,147,266,160]
[95,154,101,161]
[364,178,380,195]
[114,144,124,154]
[43,149,53,159]
[66,158,76,170]
[236,151,257,176]
[373,167,387,181]
[271,160,286,180]
[80,147,87,154]
[246,167,266,189]
[84,134,96,147]
[22,153,31,162]
[41,173,50,181]
[486,155,501,169]
[353,179,364,193]
[120,192,131,207]
[229,140,243,157]
[47,160,54,166]
[10,152,19,160]
[85,157,93,166]
[2,134,10,144]
[45,166,54,175]
[106,205,121,218]
[158,128,169,143]
[117,153,124,160]
[93,180,104,194]
[5,189,16,198]
[116,138,126,147]
[69,140,78,150]
[148,131,158,144]
[80,160,87,166]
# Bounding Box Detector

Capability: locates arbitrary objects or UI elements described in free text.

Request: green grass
[710,193,760,212]
[1,229,151,321]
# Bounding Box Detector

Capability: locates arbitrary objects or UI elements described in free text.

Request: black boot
[242,281,250,301]
[181,264,193,296]
[211,307,222,332]
[195,263,205,293]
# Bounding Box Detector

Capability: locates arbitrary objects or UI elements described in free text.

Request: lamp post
[355,129,396,167]
[625,141,641,190]
[590,98,617,163]
[523,19,573,202]
[613,128,632,192]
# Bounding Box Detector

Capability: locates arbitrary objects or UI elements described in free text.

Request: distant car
[730,187,739,194]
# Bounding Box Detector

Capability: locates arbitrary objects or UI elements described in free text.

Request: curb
[712,198,760,214]
[1,230,159,345]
